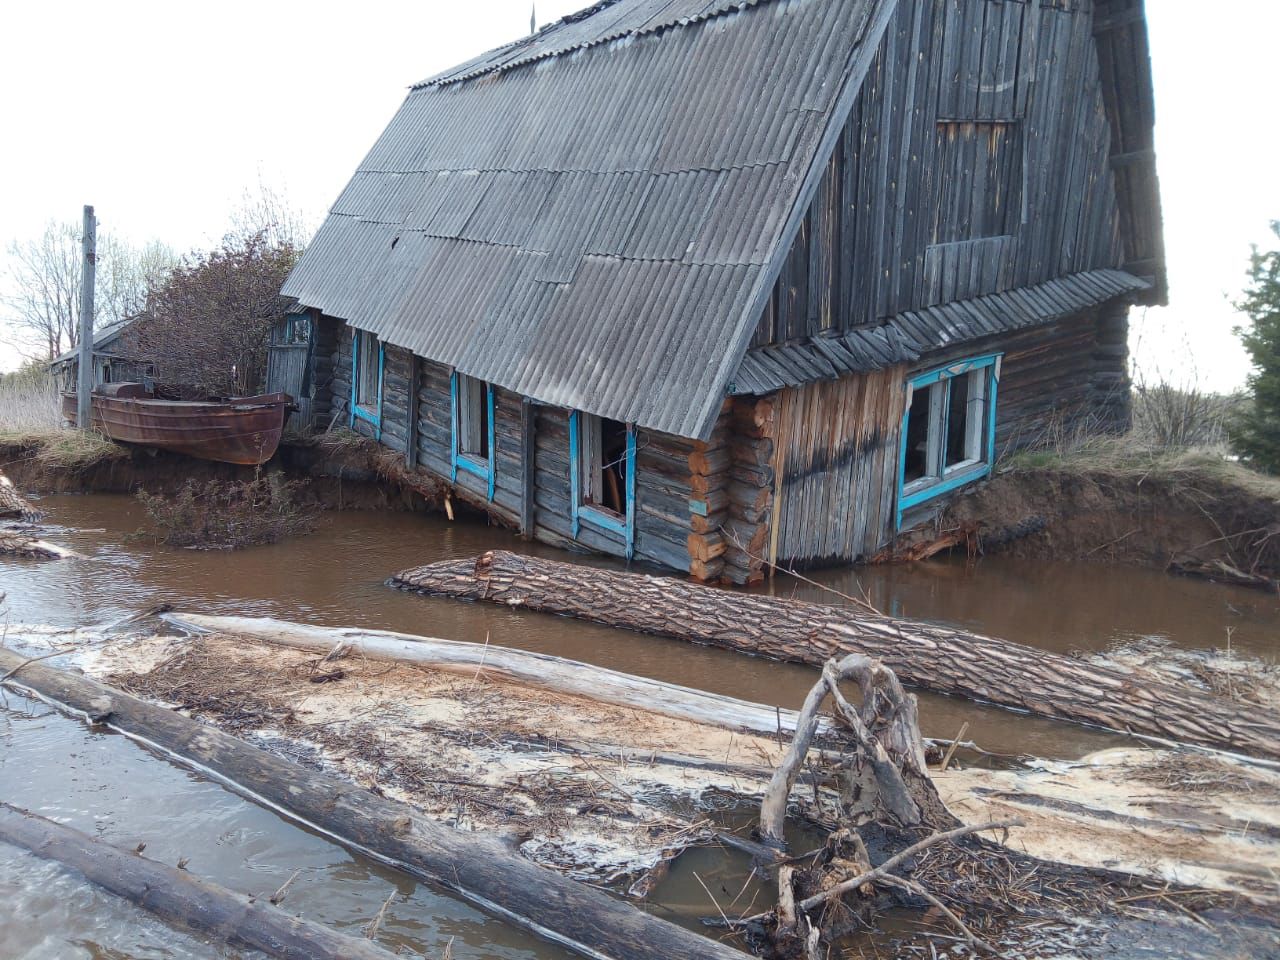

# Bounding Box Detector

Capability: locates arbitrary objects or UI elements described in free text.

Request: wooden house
[49,316,154,392]
[279,0,1164,582]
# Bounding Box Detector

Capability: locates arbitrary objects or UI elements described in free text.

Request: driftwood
[751,654,1017,958]
[1170,555,1280,593]
[0,472,39,520]
[0,646,750,960]
[164,613,840,742]
[0,533,79,560]
[0,803,400,960]
[759,654,936,847]
[392,551,1280,762]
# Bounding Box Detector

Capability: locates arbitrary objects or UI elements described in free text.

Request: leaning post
[76,204,97,431]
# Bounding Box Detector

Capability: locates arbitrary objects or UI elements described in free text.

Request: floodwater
[3,493,1279,959]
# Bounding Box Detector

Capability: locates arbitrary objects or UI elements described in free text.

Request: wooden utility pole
[76,205,96,431]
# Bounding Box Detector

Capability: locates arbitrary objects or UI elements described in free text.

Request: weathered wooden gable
[754,0,1127,347]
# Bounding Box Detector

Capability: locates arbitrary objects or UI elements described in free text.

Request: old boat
[62,383,292,465]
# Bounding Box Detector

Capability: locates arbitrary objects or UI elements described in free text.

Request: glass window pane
[945,373,971,468]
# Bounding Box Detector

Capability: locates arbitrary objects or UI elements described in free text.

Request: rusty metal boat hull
[62,386,292,466]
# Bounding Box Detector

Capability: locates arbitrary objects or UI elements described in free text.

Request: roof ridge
[415,0,765,90]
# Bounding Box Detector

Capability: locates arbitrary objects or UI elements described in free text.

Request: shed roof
[49,315,143,369]
[283,0,897,439]
[730,269,1150,395]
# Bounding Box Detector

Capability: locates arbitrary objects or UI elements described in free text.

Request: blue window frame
[896,353,1001,528]
[450,371,496,501]
[350,329,384,439]
[569,411,637,559]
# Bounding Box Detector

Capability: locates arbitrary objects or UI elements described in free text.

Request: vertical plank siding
[768,367,907,567]
[752,0,1124,349]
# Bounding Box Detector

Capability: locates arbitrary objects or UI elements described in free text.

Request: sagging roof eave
[683,0,902,441]
[729,269,1151,396]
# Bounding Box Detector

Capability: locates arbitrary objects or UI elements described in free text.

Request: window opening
[354,330,380,412]
[457,374,491,463]
[898,355,1000,525]
[580,414,629,517]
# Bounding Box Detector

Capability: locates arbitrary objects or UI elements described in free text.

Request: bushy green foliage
[1234,222,1280,473]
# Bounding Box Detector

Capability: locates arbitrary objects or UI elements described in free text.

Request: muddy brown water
[3,493,1279,959]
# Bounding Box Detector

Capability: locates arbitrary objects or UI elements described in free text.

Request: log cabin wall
[768,367,907,568]
[329,325,354,431]
[914,298,1131,456]
[528,406,705,572]
[412,358,523,525]
[309,314,342,430]
[752,0,1124,348]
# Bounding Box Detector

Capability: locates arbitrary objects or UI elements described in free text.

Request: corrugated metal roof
[48,315,143,368]
[730,269,1149,395]
[284,0,896,439]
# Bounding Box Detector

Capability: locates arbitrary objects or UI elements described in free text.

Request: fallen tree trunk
[392,551,1280,763]
[0,647,750,960]
[0,471,39,520]
[0,533,79,559]
[0,803,401,960]
[166,613,842,743]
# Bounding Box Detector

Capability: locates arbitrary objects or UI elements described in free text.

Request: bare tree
[1,220,176,361]
[227,175,315,253]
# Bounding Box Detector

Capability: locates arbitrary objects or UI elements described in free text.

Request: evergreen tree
[1234,222,1280,473]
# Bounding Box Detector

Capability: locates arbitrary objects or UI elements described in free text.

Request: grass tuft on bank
[0,371,129,472]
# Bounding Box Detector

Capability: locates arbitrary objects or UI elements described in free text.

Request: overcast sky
[1,1,1276,392]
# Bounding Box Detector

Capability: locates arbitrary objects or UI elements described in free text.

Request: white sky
[1,1,1276,393]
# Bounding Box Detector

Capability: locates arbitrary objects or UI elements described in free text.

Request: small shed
[281,0,1164,582]
[49,316,154,392]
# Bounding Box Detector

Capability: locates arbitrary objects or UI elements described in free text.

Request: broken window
[571,411,636,558]
[898,355,1000,523]
[353,329,382,421]
[456,374,491,464]
[579,413,630,517]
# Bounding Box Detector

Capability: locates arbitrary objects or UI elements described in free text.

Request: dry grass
[1007,437,1280,503]
[0,371,128,472]
[0,371,61,435]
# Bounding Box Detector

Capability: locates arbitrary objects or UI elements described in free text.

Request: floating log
[391,551,1280,763]
[0,803,400,960]
[0,647,750,960]
[0,533,79,560]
